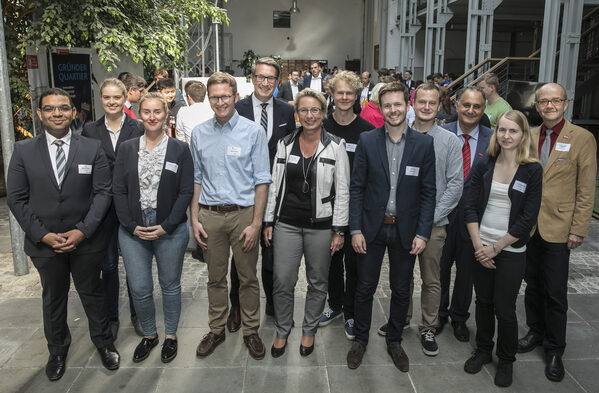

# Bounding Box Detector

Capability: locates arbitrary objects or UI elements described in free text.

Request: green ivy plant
[2,0,229,139]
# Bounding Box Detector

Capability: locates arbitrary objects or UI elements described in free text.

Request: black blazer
[278,80,302,102]
[7,133,112,257]
[235,95,296,167]
[349,126,436,249]
[82,114,144,173]
[464,157,543,248]
[302,73,328,92]
[113,136,194,234]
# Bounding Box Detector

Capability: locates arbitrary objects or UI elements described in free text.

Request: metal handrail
[448,57,540,92]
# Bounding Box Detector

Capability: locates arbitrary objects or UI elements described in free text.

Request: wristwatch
[334,230,345,237]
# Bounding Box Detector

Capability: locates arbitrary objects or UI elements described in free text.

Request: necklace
[300,137,318,194]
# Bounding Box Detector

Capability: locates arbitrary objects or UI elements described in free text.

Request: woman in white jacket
[264,88,350,358]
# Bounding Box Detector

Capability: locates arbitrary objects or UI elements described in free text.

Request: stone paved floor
[1,198,598,393]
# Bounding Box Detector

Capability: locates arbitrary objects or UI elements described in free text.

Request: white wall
[224,0,363,71]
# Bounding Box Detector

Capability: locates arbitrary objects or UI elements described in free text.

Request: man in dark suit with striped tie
[438,86,493,342]
[7,88,120,381]
[226,57,296,331]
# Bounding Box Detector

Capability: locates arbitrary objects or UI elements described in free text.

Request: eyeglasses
[254,75,277,84]
[208,95,234,104]
[298,108,322,115]
[536,98,567,107]
[41,105,73,113]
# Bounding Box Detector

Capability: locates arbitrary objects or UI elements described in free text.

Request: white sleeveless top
[479,181,526,253]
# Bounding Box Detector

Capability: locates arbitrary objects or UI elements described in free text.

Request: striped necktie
[54,140,66,187]
[260,102,268,133]
[462,134,471,180]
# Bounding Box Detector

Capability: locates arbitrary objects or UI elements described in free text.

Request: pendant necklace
[301,140,317,194]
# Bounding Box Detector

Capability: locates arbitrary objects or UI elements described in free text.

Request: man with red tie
[438,86,493,342]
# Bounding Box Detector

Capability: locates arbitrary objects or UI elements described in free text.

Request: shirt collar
[540,117,565,135]
[104,113,126,133]
[125,101,132,109]
[251,93,273,108]
[212,110,240,130]
[45,130,72,146]
[457,122,479,140]
[313,73,322,80]
[139,132,168,153]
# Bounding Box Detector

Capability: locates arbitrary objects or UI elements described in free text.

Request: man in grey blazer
[7,88,120,381]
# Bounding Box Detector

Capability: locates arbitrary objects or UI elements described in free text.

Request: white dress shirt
[104,113,126,150]
[176,102,214,145]
[291,82,299,100]
[45,130,72,185]
[310,74,323,92]
[251,94,274,141]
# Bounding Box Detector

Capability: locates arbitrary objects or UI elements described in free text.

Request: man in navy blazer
[302,61,327,93]
[438,86,493,342]
[82,78,145,339]
[227,57,296,330]
[347,82,436,372]
[7,88,120,381]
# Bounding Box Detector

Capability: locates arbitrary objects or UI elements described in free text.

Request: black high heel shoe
[271,339,287,358]
[299,337,314,357]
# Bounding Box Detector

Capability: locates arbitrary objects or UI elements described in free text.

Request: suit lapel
[97,118,116,158]
[116,118,136,155]
[397,128,415,186]
[544,122,572,176]
[37,134,60,190]
[377,127,390,184]
[64,134,79,181]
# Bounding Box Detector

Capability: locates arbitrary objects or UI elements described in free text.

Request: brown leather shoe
[196,331,225,357]
[227,306,241,333]
[244,333,265,360]
[387,345,409,372]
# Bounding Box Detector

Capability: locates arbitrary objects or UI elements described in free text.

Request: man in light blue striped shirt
[190,72,271,361]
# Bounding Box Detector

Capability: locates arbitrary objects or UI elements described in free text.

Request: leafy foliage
[2,0,229,138]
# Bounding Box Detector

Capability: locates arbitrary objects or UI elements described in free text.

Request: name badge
[406,166,420,176]
[346,143,357,153]
[287,155,300,164]
[226,146,241,156]
[513,180,527,193]
[165,161,178,173]
[78,164,92,174]
[555,142,570,152]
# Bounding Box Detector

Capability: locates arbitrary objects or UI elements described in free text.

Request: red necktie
[462,134,471,180]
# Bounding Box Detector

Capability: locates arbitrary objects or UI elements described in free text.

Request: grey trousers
[273,221,333,338]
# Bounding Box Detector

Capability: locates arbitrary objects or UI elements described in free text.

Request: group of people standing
[6,55,596,390]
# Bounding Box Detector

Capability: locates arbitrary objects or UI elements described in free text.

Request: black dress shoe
[545,354,565,382]
[271,340,287,358]
[387,345,409,372]
[517,331,543,353]
[299,338,314,357]
[436,316,448,334]
[451,320,470,342]
[46,354,66,381]
[131,314,144,337]
[347,342,366,369]
[98,344,120,370]
[133,336,159,363]
[161,338,178,363]
[109,318,120,341]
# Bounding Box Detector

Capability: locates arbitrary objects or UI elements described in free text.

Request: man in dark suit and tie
[82,78,145,339]
[227,57,296,330]
[404,71,415,90]
[278,70,302,104]
[437,86,493,342]
[7,88,120,381]
[346,82,436,372]
[303,61,327,93]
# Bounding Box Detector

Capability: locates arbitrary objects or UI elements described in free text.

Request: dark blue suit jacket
[349,126,436,250]
[442,121,493,238]
[235,94,296,167]
[302,73,328,93]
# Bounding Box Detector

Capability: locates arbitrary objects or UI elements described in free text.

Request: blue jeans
[119,209,188,335]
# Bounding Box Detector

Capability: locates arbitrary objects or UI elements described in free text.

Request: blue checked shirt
[190,111,272,206]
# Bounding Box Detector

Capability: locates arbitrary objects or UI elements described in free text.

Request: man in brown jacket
[517,83,597,382]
